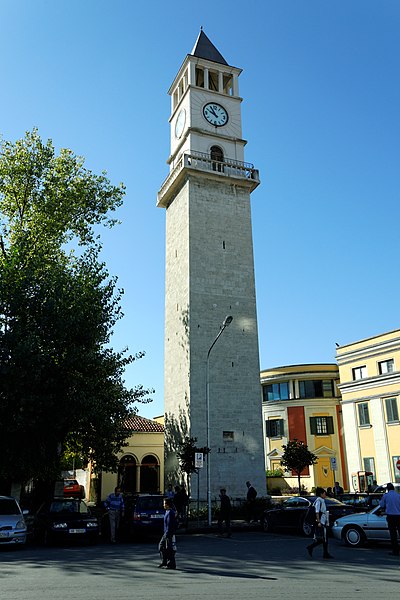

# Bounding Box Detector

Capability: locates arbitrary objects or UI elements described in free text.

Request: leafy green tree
[176,436,210,493]
[0,129,152,484]
[280,439,318,495]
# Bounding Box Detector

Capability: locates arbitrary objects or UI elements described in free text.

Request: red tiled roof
[124,415,164,433]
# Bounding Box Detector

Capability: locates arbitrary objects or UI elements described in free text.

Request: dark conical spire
[191,29,228,66]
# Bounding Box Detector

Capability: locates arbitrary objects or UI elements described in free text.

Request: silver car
[332,505,397,547]
[0,496,28,546]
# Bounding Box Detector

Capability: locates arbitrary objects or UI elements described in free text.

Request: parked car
[373,483,400,494]
[33,498,99,545]
[129,494,165,537]
[332,505,398,547]
[337,493,382,512]
[64,479,85,499]
[262,495,356,536]
[0,496,28,547]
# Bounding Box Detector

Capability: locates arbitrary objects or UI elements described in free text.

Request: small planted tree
[176,436,210,495]
[281,439,318,495]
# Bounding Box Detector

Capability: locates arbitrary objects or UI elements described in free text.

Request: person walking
[306,487,333,559]
[245,481,257,522]
[218,488,231,537]
[379,482,400,556]
[104,486,125,543]
[158,498,178,569]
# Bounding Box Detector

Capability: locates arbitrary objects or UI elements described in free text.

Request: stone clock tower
[158,30,265,499]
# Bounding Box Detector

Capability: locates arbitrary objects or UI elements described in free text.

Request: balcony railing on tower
[157,150,260,208]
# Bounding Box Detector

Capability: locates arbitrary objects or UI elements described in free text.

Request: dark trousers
[218,514,231,535]
[159,536,176,568]
[307,526,329,557]
[387,514,400,555]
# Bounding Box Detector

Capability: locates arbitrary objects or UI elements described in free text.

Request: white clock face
[175,109,186,139]
[203,103,228,127]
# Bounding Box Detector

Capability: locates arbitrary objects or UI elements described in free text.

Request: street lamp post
[206,315,233,527]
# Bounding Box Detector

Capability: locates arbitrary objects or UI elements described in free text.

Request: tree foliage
[177,437,210,477]
[0,129,152,482]
[281,439,318,496]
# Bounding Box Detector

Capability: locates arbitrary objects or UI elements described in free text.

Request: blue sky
[1,1,399,419]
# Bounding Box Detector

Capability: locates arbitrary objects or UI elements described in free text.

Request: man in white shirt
[306,487,333,559]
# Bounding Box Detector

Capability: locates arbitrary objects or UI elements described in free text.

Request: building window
[210,145,224,172]
[385,397,399,423]
[379,359,394,375]
[195,66,205,87]
[208,69,219,91]
[263,382,289,401]
[223,431,234,441]
[358,402,370,426]
[299,380,334,399]
[310,416,334,435]
[392,456,400,483]
[265,419,284,438]
[363,457,375,478]
[223,73,233,95]
[352,366,367,380]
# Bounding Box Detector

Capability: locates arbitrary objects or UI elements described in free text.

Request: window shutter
[278,419,284,436]
[265,420,271,437]
[310,417,317,434]
[326,416,334,434]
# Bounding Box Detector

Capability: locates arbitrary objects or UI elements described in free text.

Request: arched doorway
[140,455,160,493]
[210,145,224,172]
[118,455,137,494]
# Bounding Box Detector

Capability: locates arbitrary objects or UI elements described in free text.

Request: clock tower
[158,30,266,499]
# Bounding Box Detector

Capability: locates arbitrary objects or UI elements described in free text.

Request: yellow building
[261,364,348,492]
[99,415,164,501]
[336,329,400,488]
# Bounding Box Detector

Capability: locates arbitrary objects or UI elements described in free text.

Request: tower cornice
[157,151,260,209]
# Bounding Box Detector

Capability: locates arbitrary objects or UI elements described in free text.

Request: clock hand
[208,106,218,118]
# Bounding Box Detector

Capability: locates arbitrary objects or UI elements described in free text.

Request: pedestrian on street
[173,485,183,522]
[104,486,125,543]
[379,482,400,556]
[158,498,178,569]
[218,488,232,537]
[333,481,344,497]
[306,487,334,560]
[165,484,175,499]
[245,481,257,522]
[179,485,189,526]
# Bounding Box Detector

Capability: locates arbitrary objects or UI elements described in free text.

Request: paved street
[1,531,399,600]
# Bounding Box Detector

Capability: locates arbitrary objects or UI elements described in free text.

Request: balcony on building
[157,150,260,208]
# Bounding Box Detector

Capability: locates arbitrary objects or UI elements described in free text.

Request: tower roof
[191,29,228,66]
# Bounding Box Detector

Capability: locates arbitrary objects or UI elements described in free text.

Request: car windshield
[325,498,344,506]
[49,500,89,514]
[0,498,20,515]
[137,497,164,510]
[283,498,309,508]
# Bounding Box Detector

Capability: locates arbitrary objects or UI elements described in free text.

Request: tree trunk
[297,472,301,496]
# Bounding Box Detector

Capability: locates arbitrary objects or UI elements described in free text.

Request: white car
[332,505,398,547]
[373,482,400,493]
[0,496,28,546]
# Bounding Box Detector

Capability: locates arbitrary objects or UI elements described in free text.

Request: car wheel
[302,520,313,537]
[262,517,273,533]
[343,525,366,547]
